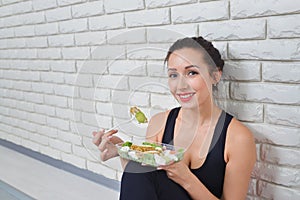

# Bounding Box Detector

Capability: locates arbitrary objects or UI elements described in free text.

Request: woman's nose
[177,75,188,90]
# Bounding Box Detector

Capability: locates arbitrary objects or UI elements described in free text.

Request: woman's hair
[164,37,224,74]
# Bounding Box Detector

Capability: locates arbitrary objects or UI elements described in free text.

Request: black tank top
[120,107,233,200]
[161,107,233,198]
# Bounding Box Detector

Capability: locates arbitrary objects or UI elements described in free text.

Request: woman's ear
[212,69,222,84]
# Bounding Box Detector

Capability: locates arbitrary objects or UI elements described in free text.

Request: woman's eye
[168,73,178,79]
[187,71,198,76]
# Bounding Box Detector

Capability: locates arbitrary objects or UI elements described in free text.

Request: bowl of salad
[116,141,185,167]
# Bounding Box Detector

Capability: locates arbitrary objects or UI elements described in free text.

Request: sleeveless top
[120,107,233,200]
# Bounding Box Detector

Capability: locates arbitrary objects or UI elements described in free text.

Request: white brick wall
[0,1,299,199]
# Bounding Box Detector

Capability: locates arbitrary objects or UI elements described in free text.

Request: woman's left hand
[157,161,191,186]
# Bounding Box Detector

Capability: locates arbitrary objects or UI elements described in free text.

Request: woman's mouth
[177,93,195,103]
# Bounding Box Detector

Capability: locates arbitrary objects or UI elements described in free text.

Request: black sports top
[120,107,233,200]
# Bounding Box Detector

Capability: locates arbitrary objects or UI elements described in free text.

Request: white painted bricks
[0,1,300,199]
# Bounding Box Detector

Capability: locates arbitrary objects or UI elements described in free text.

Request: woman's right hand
[92,129,123,161]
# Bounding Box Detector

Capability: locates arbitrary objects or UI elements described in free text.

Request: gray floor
[0,145,120,200]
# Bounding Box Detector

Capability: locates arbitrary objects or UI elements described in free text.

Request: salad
[116,141,185,167]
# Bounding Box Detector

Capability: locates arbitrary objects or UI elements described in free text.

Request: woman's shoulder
[146,109,170,141]
[225,116,256,160]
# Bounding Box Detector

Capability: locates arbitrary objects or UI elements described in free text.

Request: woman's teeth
[179,94,193,99]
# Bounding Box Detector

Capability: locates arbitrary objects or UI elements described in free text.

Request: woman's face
[167,48,215,109]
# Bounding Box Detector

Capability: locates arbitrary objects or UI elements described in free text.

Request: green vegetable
[122,141,132,147]
[135,111,147,123]
[142,142,162,149]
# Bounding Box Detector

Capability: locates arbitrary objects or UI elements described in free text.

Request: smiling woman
[93,36,256,200]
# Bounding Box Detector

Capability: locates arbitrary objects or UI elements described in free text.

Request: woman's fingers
[92,129,105,146]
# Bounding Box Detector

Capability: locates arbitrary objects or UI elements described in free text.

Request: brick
[265,104,300,127]
[128,76,169,94]
[35,23,59,36]
[32,0,57,11]
[49,138,72,153]
[247,123,300,147]
[262,62,300,83]
[56,107,76,121]
[199,19,266,40]
[62,47,90,60]
[213,81,230,100]
[147,24,198,43]
[223,61,261,81]
[268,15,300,39]
[0,1,32,17]
[72,122,99,139]
[24,92,44,104]
[72,99,95,112]
[107,28,146,44]
[78,87,95,100]
[145,0,196,8]
[110,90,130,104]
[72,1,104,17]
[125,8,170,28]
[147,61,168,77]
[255,163,300,187]
[228,40,300,60]
[15,101,34,112]
[93,86,111,101]
[2,15,21,27]
[72,145,95,160]
[77,60,107,74]
[25,37,48,48]
[29,134,49,146]
[44,94,68,108]
[59,18,88,33]
[31,82,54,94]
[14,25,35,37]
[57,130,82,145]
[0,27,14,39]
[47,116,70,131]
[91,45,126,60]
[41,72,64,83]
[89,14,124,31]
[87,160,117,180]
[231,82,300,104]
[48,34,74,47]
[21,12,45,25]
[109,60,146,75]
[127,43,170,60]
[151,93,179,110]
[105,0,144,13]
[129,91,150,107]
[37,48,61,59]
[172,1,228,24]
[54,84,75,97]
[231,0,300,19]
[28,113,47,125]
[81,111,102,127]
[258,181,300,199]
[45,6,72,22]
[2,0,23,5]
[34,104,56,116]
[96,75,128,90]
[73,74,93,87]
[75,31,106,46]
[261,144,300,167]
[50,60,76,73]
[57,0,85,6]
[218,101,263,122]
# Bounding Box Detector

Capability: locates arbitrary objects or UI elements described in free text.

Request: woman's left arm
[221,119,256,199]
[159,118,256,200]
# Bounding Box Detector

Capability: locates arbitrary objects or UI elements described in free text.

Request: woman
[93,37,256,199]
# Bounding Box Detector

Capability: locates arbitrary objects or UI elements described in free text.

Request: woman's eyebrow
[185,65,200,69]
[168,65,200,71]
